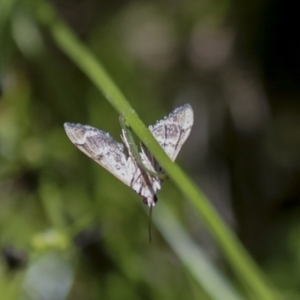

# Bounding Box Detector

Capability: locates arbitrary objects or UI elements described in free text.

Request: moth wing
[148,104,194,161]
[127,155,161,200]
[64,123,132,187]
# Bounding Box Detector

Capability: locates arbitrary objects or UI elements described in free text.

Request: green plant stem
[154,202,245,300]
[119,116,166,179]
[33,1,280,299]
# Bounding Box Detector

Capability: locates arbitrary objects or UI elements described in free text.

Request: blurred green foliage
[1,0,300,299]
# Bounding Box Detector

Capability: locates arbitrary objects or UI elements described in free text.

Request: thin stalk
[33,1,281,299]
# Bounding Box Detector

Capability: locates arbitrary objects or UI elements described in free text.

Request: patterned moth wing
[121,131,162,207]
[64,104,194,207]
[121,104,194,207]
[148,104,194,162]
[64,123,133,187]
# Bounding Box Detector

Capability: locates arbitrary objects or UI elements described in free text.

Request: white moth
[64,104,193,207]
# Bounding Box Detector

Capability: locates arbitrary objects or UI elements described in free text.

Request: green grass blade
[33,1,281,299]
[154,202,245,300]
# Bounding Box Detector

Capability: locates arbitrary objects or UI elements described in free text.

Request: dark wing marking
[148,104,194,161]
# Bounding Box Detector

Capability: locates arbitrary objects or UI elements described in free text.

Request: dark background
[1,0,299,298]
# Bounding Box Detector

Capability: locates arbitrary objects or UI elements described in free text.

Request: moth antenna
[148,204,153,243]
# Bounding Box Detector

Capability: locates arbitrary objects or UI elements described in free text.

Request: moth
[64,104,193,207]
